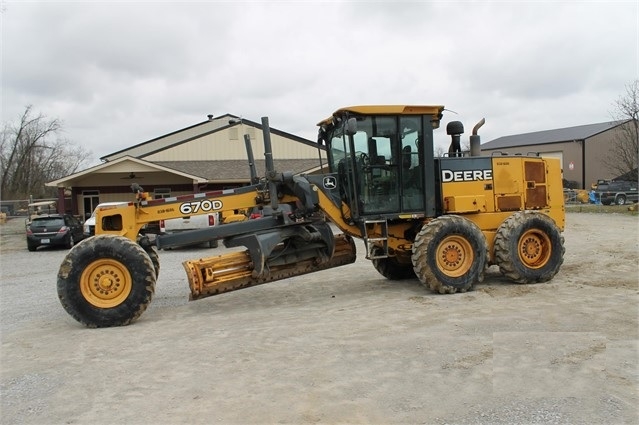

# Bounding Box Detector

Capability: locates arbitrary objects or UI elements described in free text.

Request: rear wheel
[57,235,156,327]
[371,247,416,280]
[411,215,488,294]
[494,211,564,284]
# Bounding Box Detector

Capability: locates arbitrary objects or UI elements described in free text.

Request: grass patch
[566,203,639,216]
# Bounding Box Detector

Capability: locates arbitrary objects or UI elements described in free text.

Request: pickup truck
[159,212,220,248]
[594,180,638,205]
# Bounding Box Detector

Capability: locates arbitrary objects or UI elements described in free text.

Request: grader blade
[183,234,357,300]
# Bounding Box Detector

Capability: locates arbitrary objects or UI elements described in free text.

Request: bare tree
[434,144,447,158]
[604,80,639,181]
[0,106,92,199]
[434,140,470,158]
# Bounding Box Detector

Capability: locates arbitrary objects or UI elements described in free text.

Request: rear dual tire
[411,215,488,294]
[494,211,564,284]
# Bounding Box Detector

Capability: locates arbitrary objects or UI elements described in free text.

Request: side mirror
[346,117,357,136]
[317,128,327,145]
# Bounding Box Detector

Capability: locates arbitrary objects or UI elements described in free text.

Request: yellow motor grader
[57,105,565,327]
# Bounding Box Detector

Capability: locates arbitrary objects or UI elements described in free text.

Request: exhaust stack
[470,118,485,157]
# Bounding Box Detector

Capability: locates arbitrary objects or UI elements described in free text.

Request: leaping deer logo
[323,176,337,189]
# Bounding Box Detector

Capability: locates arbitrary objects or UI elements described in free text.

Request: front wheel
[494,211,564,284]
[411,215,488,294]
[616,195,626,205]
[57,235,156,327]
[144,246,161,278]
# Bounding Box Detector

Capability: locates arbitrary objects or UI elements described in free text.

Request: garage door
[541,151,563,168]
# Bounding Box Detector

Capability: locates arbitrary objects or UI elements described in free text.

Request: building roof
[46,155,207,187]
[155,159,325,181]
[47,113,326,187]
[101,113,322,162]
[481,120,629,150]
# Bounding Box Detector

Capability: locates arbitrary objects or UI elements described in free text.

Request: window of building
[154,188,171,199]
[82,191,100,219]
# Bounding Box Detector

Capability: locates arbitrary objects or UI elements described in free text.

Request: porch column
[71,187,80,215]
[57,187,65,214]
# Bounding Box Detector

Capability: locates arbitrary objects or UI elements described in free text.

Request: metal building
[481,119,635,189]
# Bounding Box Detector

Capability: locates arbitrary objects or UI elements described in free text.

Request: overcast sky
[2,1,637,167]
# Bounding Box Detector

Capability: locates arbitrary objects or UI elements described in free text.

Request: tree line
[603,80,639,181]
[0,105,91,200]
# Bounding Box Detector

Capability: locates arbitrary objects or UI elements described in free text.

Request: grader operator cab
[57,105,565,328]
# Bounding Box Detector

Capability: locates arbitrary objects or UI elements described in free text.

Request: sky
[2,1,637,167]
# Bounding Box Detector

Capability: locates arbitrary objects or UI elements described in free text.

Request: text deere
[441,169,493,183]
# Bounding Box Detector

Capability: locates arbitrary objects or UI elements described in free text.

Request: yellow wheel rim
[436,235,474,278]
[518,229,551,269]
[80,259,133,308]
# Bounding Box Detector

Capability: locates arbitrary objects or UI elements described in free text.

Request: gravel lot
[1,212,638,425]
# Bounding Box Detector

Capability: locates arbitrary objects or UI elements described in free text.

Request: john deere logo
[323,176,337,189]
[441,169,493,183]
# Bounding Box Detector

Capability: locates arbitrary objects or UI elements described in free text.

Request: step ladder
[364,219,389,260]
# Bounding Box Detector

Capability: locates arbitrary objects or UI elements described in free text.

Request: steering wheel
[356,152,369,168]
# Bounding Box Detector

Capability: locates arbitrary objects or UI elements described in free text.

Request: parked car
[26,214,84,251]
[83,202,128,236]
[594,180,638,205]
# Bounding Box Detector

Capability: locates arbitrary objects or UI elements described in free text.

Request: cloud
[2,1,637,164]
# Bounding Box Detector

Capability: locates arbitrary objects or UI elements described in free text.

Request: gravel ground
[0,212,637,425]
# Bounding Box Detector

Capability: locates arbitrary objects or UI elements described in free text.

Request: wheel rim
[435,235,474,278]
[517,229,551,269]
[80,258,133,308]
